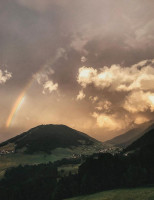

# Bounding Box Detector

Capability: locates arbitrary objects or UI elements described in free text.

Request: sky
[0,0,154,142]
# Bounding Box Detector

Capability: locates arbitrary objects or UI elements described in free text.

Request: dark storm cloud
[1,0,154,87]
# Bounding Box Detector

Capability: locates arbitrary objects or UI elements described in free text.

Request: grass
[0,150,72,179]
[0,146,84,178]
[0,142,105,179]
[66,187,154,200]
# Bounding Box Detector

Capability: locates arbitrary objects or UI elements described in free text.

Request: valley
[0,122,154,200]
[0,124,110,178]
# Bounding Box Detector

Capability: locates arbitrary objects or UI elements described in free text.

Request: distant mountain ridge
[105,120,154,147]
[125,124,154,153]
[0,124,99,154]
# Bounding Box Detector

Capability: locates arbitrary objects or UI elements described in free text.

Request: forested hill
[124,125,154,153]
[0,124,99,154]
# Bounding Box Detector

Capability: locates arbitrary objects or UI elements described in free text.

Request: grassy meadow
[0,144,97,178]
[0,147,73,178]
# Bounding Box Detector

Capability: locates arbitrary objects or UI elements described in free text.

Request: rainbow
[6,80,33,128]
[5,57,56,128]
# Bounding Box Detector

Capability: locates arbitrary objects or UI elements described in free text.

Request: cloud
[43,81,58,94]
[77,59,154,132]
[77,66,97,87]
[89,96,98,103]
[77,59,154,114]
[76,90,85,100]
[77,59,154,92]
[54,48,67,61]
[70,34,90,54]
[95,100,112,112]
[0,69,12,84]
[34,68,54,84]
[92,112,122,131]
[33,47,67,94]
[81,56,87,63]
[123,91,154,113]
[89,97,112,112]
[34,67,58,94]
[134,116,149,125]
[95,106,103,111]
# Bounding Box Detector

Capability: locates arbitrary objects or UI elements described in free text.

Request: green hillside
[0,124,99,154]
[0,143,103,179]
[0,124,105,178]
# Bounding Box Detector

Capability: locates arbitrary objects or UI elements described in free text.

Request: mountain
[105,120,154,147]
[0,124,101,154]
[124,124,154,153]
[1,124,154,200]
[0,124,106,179]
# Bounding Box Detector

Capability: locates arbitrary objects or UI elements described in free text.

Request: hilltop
[0,124,99,154]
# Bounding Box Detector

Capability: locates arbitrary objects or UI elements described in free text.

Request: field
[0,148,73,178]
[0,141,106,177]
[66,187,154,200]
[0,144,99,178]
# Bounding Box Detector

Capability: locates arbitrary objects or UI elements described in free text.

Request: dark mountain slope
[0,124,98,154]
[125,125,154,153]
[105,121,154,147]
